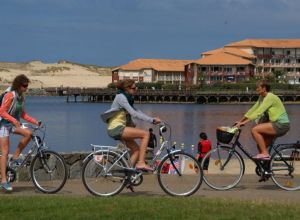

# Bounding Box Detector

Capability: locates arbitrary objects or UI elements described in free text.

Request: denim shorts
[107,125,125,140]
[0,124,16,138]
[272,122,290,137]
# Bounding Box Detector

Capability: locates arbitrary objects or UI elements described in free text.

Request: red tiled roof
[114,59,193,72]
[225,39,300,48]
[202,47,255,59]
[191,52,253,65]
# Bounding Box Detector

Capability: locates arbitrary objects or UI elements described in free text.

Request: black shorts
[198,157,210,170]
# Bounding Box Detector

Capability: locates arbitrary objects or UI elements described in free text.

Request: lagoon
[9,96,299,156]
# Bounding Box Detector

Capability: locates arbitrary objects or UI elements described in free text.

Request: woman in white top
[102,79,161,171]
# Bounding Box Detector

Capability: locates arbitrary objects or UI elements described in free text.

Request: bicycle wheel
[157,151,203,196]
[30,150,68,193]
[271,147,300,191]
[82,151,128,196]
[202,147,244,190]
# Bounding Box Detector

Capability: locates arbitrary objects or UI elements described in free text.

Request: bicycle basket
[216,127,236,144]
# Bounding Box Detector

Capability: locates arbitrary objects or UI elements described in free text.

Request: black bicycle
[2,123,68,193]
[201,126,300,191]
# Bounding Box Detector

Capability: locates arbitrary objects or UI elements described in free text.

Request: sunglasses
[130,86,137,90]
[22,84,29,88]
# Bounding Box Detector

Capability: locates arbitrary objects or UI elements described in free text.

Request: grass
[0,196,299,220]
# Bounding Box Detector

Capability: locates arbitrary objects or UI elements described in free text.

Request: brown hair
[116,79,135,90]
[256,80,271,92]
[11,74,30,92]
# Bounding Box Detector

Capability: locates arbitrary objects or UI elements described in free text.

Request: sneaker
[1,182,13,192]
[9,158,23,169]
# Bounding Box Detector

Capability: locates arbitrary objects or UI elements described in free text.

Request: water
[9,96,300,155]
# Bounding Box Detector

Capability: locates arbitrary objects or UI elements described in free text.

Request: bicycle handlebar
[21,123,44,130]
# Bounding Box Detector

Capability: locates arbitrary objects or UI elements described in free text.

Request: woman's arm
[116,94,154,123]
[21,108,39,125]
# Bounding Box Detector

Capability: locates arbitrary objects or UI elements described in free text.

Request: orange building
[112,59,192,85]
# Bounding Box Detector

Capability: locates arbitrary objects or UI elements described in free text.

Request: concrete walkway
[1,174,300,204]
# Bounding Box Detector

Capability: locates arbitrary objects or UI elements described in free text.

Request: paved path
[1,175,300,204]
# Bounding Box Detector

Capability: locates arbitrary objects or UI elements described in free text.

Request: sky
[0,0,300,66]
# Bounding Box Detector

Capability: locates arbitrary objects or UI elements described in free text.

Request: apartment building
[112,59,192,84]
[185,48,255,85]
[225,39,300,84]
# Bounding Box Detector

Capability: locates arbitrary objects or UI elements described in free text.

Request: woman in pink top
[0,74,40,191]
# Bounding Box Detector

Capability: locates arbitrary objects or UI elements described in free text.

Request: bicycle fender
[82,149,120,163]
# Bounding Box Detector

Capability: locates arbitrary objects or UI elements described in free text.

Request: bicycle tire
[271,146,300,191]
[30,150,68,193]
[202,147,244,190]
[82,151,128,196]
[157,151,203,196]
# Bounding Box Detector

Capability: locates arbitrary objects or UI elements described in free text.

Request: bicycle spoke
[31,150,67,193]
[82,152,127,196]
[202,147,244,190]
[157,152,203,196]
[271,147,300,191]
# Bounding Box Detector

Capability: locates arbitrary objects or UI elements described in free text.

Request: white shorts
[0,125,16,138]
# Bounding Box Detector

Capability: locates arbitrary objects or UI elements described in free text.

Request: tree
[272,69,286,83]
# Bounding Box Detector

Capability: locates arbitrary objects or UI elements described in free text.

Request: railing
[44,87,300,96]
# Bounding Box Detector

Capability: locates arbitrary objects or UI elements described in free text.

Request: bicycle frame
[5,124,47,173]
[218,129,300,175]
[83,123,182,174]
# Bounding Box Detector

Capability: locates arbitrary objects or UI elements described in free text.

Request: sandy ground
[0,60,112,89]
[1,175,300,203]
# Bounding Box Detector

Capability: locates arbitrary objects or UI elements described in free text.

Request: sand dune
[0,60,113,89]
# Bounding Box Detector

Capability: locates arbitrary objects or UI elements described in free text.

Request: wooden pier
[44,87,300,104]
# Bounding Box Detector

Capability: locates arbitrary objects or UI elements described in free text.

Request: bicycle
[1,123,68,193]
[82,122,203,196]
[201,126,300,191]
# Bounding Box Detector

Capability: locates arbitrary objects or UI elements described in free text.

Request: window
[224,67,232,72]
[237,66,245,72]
[286,50,291,55]
[213,67,219,72]
[285,59,290,64]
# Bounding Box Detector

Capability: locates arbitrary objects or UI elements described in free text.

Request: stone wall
[14,149,154,181]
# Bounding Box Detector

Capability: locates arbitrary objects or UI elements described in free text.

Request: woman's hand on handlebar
[153,117,161,125]
[234,121,245,128]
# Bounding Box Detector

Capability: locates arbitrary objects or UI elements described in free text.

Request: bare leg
[122,127,150,168]
[12,128,32,160]
[251,123,277,156]
[0,137,9,183]
[123,139,139,165]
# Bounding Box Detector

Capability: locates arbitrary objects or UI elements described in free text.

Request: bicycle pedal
[126,184,135,192]
[258,176,270,182]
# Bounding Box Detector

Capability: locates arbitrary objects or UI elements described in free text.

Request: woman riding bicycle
[102,79,161,171]
[0,74,40,191]
[235,80,290,160]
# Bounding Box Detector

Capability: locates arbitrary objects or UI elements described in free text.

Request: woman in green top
[235,81,290,160]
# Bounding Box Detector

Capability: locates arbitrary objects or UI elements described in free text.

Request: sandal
[252,154,270,160]
[135,165,154,172]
